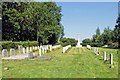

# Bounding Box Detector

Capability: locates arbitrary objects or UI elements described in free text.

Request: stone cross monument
[76,34,82,48]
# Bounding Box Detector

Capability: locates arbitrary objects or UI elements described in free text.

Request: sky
[35,1,118,42]
[56,2,118,42]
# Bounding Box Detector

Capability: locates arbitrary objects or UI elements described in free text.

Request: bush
[81,42,103,47]
[59,38,77,47]
[111,42,118,48]
[80,43,87,46]
[0,41,38,49]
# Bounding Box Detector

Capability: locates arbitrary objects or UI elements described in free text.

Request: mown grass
[0,54,2,79]
[2,47,118,78]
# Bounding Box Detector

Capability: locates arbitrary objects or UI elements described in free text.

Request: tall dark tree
[114,15,120,48]
[92,27,101,43]
[2,2,64,45]
[101,27,113,45]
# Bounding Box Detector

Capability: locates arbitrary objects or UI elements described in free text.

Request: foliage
[81,42,103,47]
[82,17,120,48]
[92,27,101,43]
[111,42,118,49]
[2,2,64,45]
[101,27,113,45]
[0,41,38,49]
[59,37,77,47]
[82,37,103,47]
[82,38,92,44]
[114,15,120,48]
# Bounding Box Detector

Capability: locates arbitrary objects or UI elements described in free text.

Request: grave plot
[2,45,62,60]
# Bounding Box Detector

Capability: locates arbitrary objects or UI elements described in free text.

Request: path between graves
[57,47,114,78]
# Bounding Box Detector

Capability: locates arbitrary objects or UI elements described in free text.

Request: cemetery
[0,33,118,78]
[0,1,119,79]
[1,45,118,78]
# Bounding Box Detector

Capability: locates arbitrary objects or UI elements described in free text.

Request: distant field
[2,47,118,78]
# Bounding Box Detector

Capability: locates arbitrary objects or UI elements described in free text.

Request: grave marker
[26,47,29,53]
[30,47,32,52]
[18,45,23,54]
[23,47,25,54]
[110,54,113,65]
[28,52,34,59]
[2,49,8,57]
[104,51,106,61]
[10,48,15,57]
[39,48,41,56]
[49,45,52,51]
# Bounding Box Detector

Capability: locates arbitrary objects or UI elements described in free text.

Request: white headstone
[42,47,44,54]
[39,48,41,56]
[44,48,47,53]
[94,47,99,55]
[10,48,15,57]
[33,46,35,50]
[46,45,49,51]
[38,46,39,49]
[26,47,29,53]
[110,54,113,65]
[87,45,91,50]
[18,45,23,54]
[94,47,96,53]
[30,47,32,52]
[63,47,65,53]
[49,45,52,51]
[0,45,2,54]
[63,45,71,53]
[35,46,37,50]
[23,47,25,54]
[2,49,8,57]
[104,51,106,61]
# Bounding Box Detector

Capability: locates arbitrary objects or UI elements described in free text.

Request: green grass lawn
[0,54,2,79]
[2,47,118,78]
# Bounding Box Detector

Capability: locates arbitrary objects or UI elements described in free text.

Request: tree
[60,37,77,47]
[2,2,64,45]
[92,27,101,43]
[114,15,120,48]
[82,38,92,44]
[101,27,113,45]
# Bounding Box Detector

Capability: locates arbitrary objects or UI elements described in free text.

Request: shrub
[81,42,103,47]
[0,41,38,49]
[111,42,118,48]
[59,38,77,47]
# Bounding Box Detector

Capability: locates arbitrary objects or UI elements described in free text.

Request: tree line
[82,15,120,48]
[2,2,64,45]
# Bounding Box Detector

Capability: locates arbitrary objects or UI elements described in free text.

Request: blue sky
[56,2,118,42]
[35,1,118,42]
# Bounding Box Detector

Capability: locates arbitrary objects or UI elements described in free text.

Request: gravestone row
[93,47,113,68]
[2,45,61,59]
[52,45,61,50]
[63,45,71,53]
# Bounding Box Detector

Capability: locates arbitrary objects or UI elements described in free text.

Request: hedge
[0,41,38,49]
[81,43,103,47]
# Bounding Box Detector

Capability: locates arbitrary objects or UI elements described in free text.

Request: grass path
[2,47,118,78]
